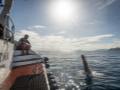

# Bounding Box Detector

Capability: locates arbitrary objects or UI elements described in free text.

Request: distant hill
[109,47,120,51]
[75,47,120,52]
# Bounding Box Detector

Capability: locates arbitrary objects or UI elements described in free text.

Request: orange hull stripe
[1,64,44,90]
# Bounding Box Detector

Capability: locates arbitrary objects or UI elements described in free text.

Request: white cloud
[15,29,117,52]
[28,25,46,30]
[98,0,116,10]
[77,34,113,44]
[58,31,66,34]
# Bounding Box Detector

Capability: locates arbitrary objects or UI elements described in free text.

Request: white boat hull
[0,39,14,85]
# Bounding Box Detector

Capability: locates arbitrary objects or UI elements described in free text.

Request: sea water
[39,50,120,90]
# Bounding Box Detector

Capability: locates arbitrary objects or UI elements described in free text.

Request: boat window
[8,16,15,33]
[7,17,15,42]
[5,27,14,42]
[0,24,14,42]
[1,16,15,42]
[0,24,3,39]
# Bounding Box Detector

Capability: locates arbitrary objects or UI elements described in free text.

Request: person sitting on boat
[17,34,31,55]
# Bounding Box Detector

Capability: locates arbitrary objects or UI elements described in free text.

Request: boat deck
[1,50,50,90]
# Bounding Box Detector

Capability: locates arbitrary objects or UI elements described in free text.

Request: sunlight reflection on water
[39,51,120,90]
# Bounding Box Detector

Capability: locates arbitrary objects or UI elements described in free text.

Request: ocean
[39,50,120,90]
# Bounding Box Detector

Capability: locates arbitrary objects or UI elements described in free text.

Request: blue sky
[11,0,120,51]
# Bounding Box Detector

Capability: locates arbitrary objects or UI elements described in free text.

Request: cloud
[78,34,113,44]
[55,31,66,35]
[15,29,116,52]
[16,30,74,51]
[98,0,116,10]
[28,25,46,30]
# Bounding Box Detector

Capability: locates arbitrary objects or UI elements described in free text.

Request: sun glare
[49,0,77,23]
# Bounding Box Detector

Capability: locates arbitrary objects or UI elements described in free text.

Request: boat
[0,0,94,90]
[0,0,58,90]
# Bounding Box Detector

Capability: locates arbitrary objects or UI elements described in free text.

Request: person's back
[18,37,30,45]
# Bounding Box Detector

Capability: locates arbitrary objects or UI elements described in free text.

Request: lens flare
[49,0,77,23]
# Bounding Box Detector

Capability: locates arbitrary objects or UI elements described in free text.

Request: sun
[49,0,76,23]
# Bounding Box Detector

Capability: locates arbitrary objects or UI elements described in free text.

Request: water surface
[39,50,120,90]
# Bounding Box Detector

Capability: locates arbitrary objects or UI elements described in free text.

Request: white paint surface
[0,39,14,84]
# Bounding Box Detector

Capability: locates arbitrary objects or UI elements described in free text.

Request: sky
[10,0,120,52]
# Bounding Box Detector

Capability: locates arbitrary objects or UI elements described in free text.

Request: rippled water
[39,50,120,90]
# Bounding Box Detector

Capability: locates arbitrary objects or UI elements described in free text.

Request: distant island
[74,47,120,53]
[109,47,120,51]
